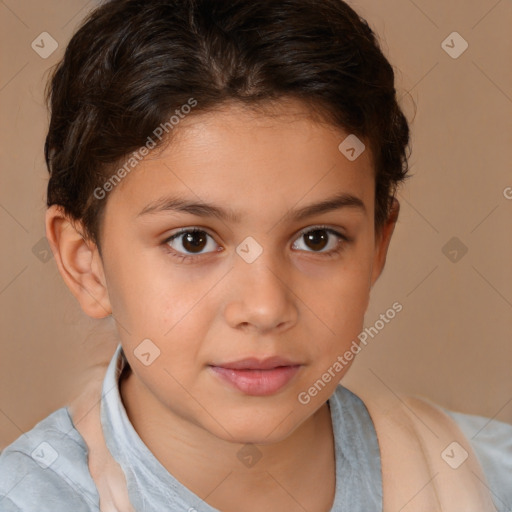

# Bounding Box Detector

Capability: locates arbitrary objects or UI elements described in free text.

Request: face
[97,99,390,445]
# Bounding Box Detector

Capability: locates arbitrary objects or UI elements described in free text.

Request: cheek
[318,258,372,321]
[106,256,216,355]
[303,260,372,361]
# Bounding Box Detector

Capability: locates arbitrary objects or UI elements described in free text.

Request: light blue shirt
[1,343,511,511]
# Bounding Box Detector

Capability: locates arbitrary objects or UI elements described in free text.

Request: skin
[46,98,399,512]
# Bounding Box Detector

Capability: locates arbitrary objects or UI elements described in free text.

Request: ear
[45,205,112,319]
[369,197,400,289]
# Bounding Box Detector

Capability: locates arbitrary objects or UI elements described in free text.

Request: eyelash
[162,226,350,264]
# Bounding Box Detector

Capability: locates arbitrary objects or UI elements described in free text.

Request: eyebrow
[136,192,367,222]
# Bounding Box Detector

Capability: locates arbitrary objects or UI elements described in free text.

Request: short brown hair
[44,0,413,251]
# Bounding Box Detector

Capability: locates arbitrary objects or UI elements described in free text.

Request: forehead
[105,99,375,222]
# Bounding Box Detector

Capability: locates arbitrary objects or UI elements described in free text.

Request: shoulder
[338,385,512,510]
[443,408,512,511]
[0,407,99,512]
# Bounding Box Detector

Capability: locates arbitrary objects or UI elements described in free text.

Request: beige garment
[68,365,136,512]
[350,385,497,512]
[68,368,496,512]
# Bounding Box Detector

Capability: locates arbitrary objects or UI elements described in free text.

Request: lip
[213,356,300,370]
[209,356,302,396]
[210,365,301,396]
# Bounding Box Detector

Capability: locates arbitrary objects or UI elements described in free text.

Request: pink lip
[209,357,302,396]
[214,356,299,370]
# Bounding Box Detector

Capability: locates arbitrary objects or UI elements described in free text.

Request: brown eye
[165,228,218,257]
[181,231,208,253]
[292,226,346,255]
[303,230,329,251]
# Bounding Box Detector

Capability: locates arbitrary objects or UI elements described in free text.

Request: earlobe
[369,197,400,289]
[45,205,112,319]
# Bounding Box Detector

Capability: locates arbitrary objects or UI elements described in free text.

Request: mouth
[209,357,302,396]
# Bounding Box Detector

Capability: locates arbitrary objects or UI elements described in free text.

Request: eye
[163,225,350,264]
[292,226,348,256]
[164,228,220,262]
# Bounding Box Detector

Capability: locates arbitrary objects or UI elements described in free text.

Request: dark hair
[44,0,413,252]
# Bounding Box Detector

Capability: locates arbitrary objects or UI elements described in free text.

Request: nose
[223,248,299,335]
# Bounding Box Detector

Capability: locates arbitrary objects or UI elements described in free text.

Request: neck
[119,366,336,512]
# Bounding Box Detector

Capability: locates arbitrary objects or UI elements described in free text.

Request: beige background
[1,0,511,449]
